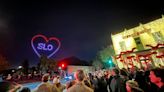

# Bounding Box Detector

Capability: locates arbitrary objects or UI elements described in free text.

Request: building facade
[111,16,164,69]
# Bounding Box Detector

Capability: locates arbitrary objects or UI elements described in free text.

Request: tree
[39,55,49,74]
[0,55,10,73]
[22,59,29,75]
[92,56,103,70]
[92,45,115,69]
[99,45,115,62]
[48,59,57,71]
[39,55,57,74]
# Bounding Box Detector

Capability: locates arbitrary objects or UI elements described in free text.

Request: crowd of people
[0,66,164,92]
[3,72,42,84]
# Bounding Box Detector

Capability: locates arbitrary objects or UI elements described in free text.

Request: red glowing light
[61,64,65,67]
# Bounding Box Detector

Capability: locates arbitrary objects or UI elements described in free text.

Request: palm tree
[48,59,57,71]
[22,59,29,75]
[39,55,49,74]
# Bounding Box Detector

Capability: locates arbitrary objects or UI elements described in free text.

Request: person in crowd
[90,73,99,92]
[120,69,129,82]
[110,68,126,92]
[6,74,12,81]
[67,69,93,92]
[35,73,53,92]
[149,68,164,92]
[134,70,147,92]
[66,79,76,89]
[126,80,144,92]
[128,67,137,80]
[106,70,113,92]
[52,76,66,92]
[144,70,158,92]
[88,73,94,88]
[19,87,31,92]
[96,71,108,92]
[83,76,93,89]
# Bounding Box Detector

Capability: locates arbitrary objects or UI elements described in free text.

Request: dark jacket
[110,75,126,92]
[97,76,108,92]
[157,85,164,92]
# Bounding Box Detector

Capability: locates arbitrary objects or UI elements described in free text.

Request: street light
[61,63,65,68]
[18,66,22,69]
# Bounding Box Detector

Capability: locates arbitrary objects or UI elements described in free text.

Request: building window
[134,37,144,51]
[119,41,126,51]
[152,31,164,43]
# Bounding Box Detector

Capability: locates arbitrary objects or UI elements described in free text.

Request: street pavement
[22,78,69,92]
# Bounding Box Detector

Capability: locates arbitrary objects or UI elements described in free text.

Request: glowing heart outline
[31,34,61,58]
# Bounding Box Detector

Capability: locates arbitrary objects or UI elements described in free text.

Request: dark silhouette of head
[74,69,85,81]
[42,73,50,82]
[112,68,119,76]
[19,87,31,92]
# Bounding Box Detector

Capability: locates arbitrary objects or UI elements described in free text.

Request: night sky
[0,1,163,67]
